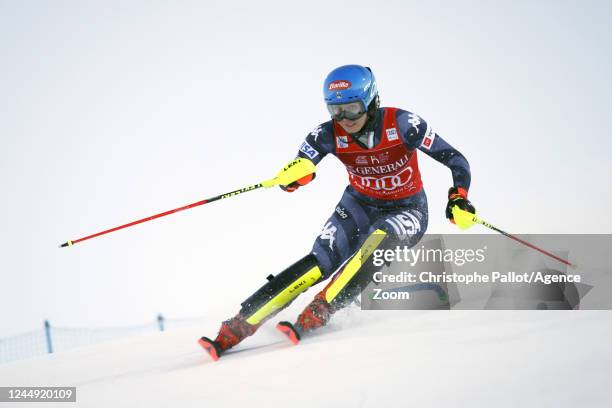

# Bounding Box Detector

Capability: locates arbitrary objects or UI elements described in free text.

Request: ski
[275,321,301,345]
[198,336,222,362]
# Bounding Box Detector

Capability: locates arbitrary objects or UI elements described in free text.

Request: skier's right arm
[280,122,335,192]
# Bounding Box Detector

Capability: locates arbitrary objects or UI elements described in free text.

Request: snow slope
[1,309,610,408]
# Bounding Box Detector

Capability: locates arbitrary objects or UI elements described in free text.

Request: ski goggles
[326,102,366,121]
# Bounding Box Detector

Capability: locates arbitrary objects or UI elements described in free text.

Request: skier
[199,64,475,361]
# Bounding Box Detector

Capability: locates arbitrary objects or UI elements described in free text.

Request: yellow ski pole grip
[451,206,478,230]
[262,158,316,188]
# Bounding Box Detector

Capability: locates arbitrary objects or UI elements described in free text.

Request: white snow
[1,309,610,408]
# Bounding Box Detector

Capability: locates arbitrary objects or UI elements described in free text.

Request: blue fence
[0,315,207,365]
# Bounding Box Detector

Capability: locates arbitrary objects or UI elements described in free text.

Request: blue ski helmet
[323,65,378,110]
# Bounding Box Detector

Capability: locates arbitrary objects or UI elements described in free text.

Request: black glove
[445,187,475,224]
[280,173,316,192]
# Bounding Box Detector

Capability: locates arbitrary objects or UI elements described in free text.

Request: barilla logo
[328,80,351,90]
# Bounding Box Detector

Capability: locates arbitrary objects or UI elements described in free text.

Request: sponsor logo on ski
[300,141,319,159]
[328,80,352,90]
[386,127,399,141]
[337,136,348,149]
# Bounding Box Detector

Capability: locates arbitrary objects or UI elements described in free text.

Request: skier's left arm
[398,111,475,223]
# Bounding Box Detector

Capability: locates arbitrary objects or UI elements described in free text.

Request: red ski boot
[199,314,260,361]
[296,292,333,333]
[277,291,333,344]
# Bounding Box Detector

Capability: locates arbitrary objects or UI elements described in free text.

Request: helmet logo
[328,80,352,91]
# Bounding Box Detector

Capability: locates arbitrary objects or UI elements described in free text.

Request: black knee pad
[239,254,323,325]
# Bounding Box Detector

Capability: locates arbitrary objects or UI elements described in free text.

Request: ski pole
[452,207,576,269]
[59,158,315,248]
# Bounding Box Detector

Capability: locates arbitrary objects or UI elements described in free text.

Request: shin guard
[325,229,388,309]
[211,255,323,353]
[295,229,388,333]
[239,254,323,326]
